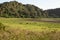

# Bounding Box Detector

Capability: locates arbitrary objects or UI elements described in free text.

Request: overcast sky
[0,0,60,10]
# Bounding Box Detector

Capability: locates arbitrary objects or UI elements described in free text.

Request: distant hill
[45,8,60,18]
[0,1,60,18]
[0,1,47,18]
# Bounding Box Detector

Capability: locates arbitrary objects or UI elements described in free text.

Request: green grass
[0,18,60,40]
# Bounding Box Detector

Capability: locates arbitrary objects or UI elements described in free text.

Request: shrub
[0,23,5,31]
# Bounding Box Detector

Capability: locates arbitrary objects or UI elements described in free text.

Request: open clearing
[0,18,60,40]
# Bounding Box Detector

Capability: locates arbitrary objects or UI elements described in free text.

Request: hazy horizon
[0,0,60,10]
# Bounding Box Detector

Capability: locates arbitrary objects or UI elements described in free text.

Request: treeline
[0,1,60,18]
[45,8,60,18]
[0,1,47,18]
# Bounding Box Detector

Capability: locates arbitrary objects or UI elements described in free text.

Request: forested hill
[0,1,60,18]
[0,1,47,18]
[45,8,60,18]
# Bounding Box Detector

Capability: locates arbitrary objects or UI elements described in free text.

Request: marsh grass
[0,18,60,40]
[0,28,60,40]
[0,23,6,31]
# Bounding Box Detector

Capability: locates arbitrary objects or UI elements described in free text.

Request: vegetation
[0,18,60,40]
[0,22,6,31]
[0,1,60,18]
[0,1,60,40]
[0,1,47,18]
[45,8,60,18]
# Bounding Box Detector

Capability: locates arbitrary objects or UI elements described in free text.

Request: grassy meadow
[0,18,60,40]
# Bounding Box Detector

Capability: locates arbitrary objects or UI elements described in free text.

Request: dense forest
[45,8,60,18]
[0,1,60,18]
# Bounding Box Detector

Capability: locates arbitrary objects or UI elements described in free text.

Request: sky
[0,0,60,10]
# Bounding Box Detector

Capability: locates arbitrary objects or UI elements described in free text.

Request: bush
[0,23,5,31]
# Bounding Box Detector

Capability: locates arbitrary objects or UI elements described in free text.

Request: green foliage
[0,1,60,18]
[0,18,60,40]
[45,8,60,18]
[0,1,47,18]
[0,23,5,30]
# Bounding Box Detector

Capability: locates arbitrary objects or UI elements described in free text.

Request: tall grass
[0,18,60,40]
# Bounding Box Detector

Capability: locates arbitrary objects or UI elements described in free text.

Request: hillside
[0,1,60,18]
[0,1,47,18]
[45,8,60,18]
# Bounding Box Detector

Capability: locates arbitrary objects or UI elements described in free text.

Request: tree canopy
[0,1,60,18]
